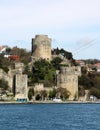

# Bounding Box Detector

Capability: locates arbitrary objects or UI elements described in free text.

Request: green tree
[52,48,73,60]
[49,89,56,99]
[0,55,9,73]
[31,59,56,85]
[78,75,94,89]
[0,79,9,90]
[78,85,85,96]
[90,87,100,99]
[51,57,63,70]
[11,46,31,64]
[81,67,87,75]
[56,87,70,100]
[93,76,100,89]
[59,48,72,59]
[28,88,34,100]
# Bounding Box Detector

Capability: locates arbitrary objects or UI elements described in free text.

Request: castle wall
[15,74,28,100]
[15,62,24,72]
[32,35,51,61]
[28,83,53,100]
[0,63,28,100]
[0,69,7,79]
[34,83,44,92]
[7,62,24,91]
[34,83,53,93]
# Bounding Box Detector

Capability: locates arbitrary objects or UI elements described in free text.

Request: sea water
[0,103,100,130]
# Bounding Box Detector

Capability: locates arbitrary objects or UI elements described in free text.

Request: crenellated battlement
[60,66,81,76]
[56,66,81,100]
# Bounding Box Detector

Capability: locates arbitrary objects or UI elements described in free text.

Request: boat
[53,98,62,103]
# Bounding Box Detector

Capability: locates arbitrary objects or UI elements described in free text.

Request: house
[8,55,19,61]
[75,60,85,67]
[0,46,8,54]
[94,63,100,72]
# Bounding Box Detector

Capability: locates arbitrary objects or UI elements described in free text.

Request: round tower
[31,35,51,61]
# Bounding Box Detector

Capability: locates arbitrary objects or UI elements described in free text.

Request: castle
[31,35,81,100]
[0,35,81,101]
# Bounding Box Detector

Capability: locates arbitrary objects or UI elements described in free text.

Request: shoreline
[0,100,100,104]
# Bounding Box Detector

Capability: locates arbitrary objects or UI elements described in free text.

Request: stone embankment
[0,101,100,104]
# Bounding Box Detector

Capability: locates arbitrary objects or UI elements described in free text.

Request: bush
[49,89,56,99]
[28,88,34,100]
[90,87,100,99]
[0,79,9,90]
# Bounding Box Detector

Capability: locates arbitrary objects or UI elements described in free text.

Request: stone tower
[31,35,51,61]
[57,66,81,100]
[0,62,28,101]
[14,74,28,101]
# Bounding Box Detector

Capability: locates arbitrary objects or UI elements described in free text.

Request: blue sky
[0,0,100,59]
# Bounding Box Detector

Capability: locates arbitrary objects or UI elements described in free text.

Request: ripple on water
[0,104,100,130]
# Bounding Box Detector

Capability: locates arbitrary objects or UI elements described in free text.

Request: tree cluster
[0,79,9,90]
[0,55,9,73]
[49,87,70,100]
[52,48,73,59]
[24,59,56,87]
[10,46,31,64]
[78,67,100,98]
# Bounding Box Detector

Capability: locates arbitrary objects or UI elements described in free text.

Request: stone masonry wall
[15,74,28,100]
[32,35,51,61]
[57,66,81,100]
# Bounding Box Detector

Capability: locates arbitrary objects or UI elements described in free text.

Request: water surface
[0,103,100,130]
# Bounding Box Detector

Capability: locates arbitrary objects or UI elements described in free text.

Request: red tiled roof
[0,46,5,51]
[75,60,85,63]
[94,63,100,67]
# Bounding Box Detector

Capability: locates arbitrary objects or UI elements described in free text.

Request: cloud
[0,0,100,59]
